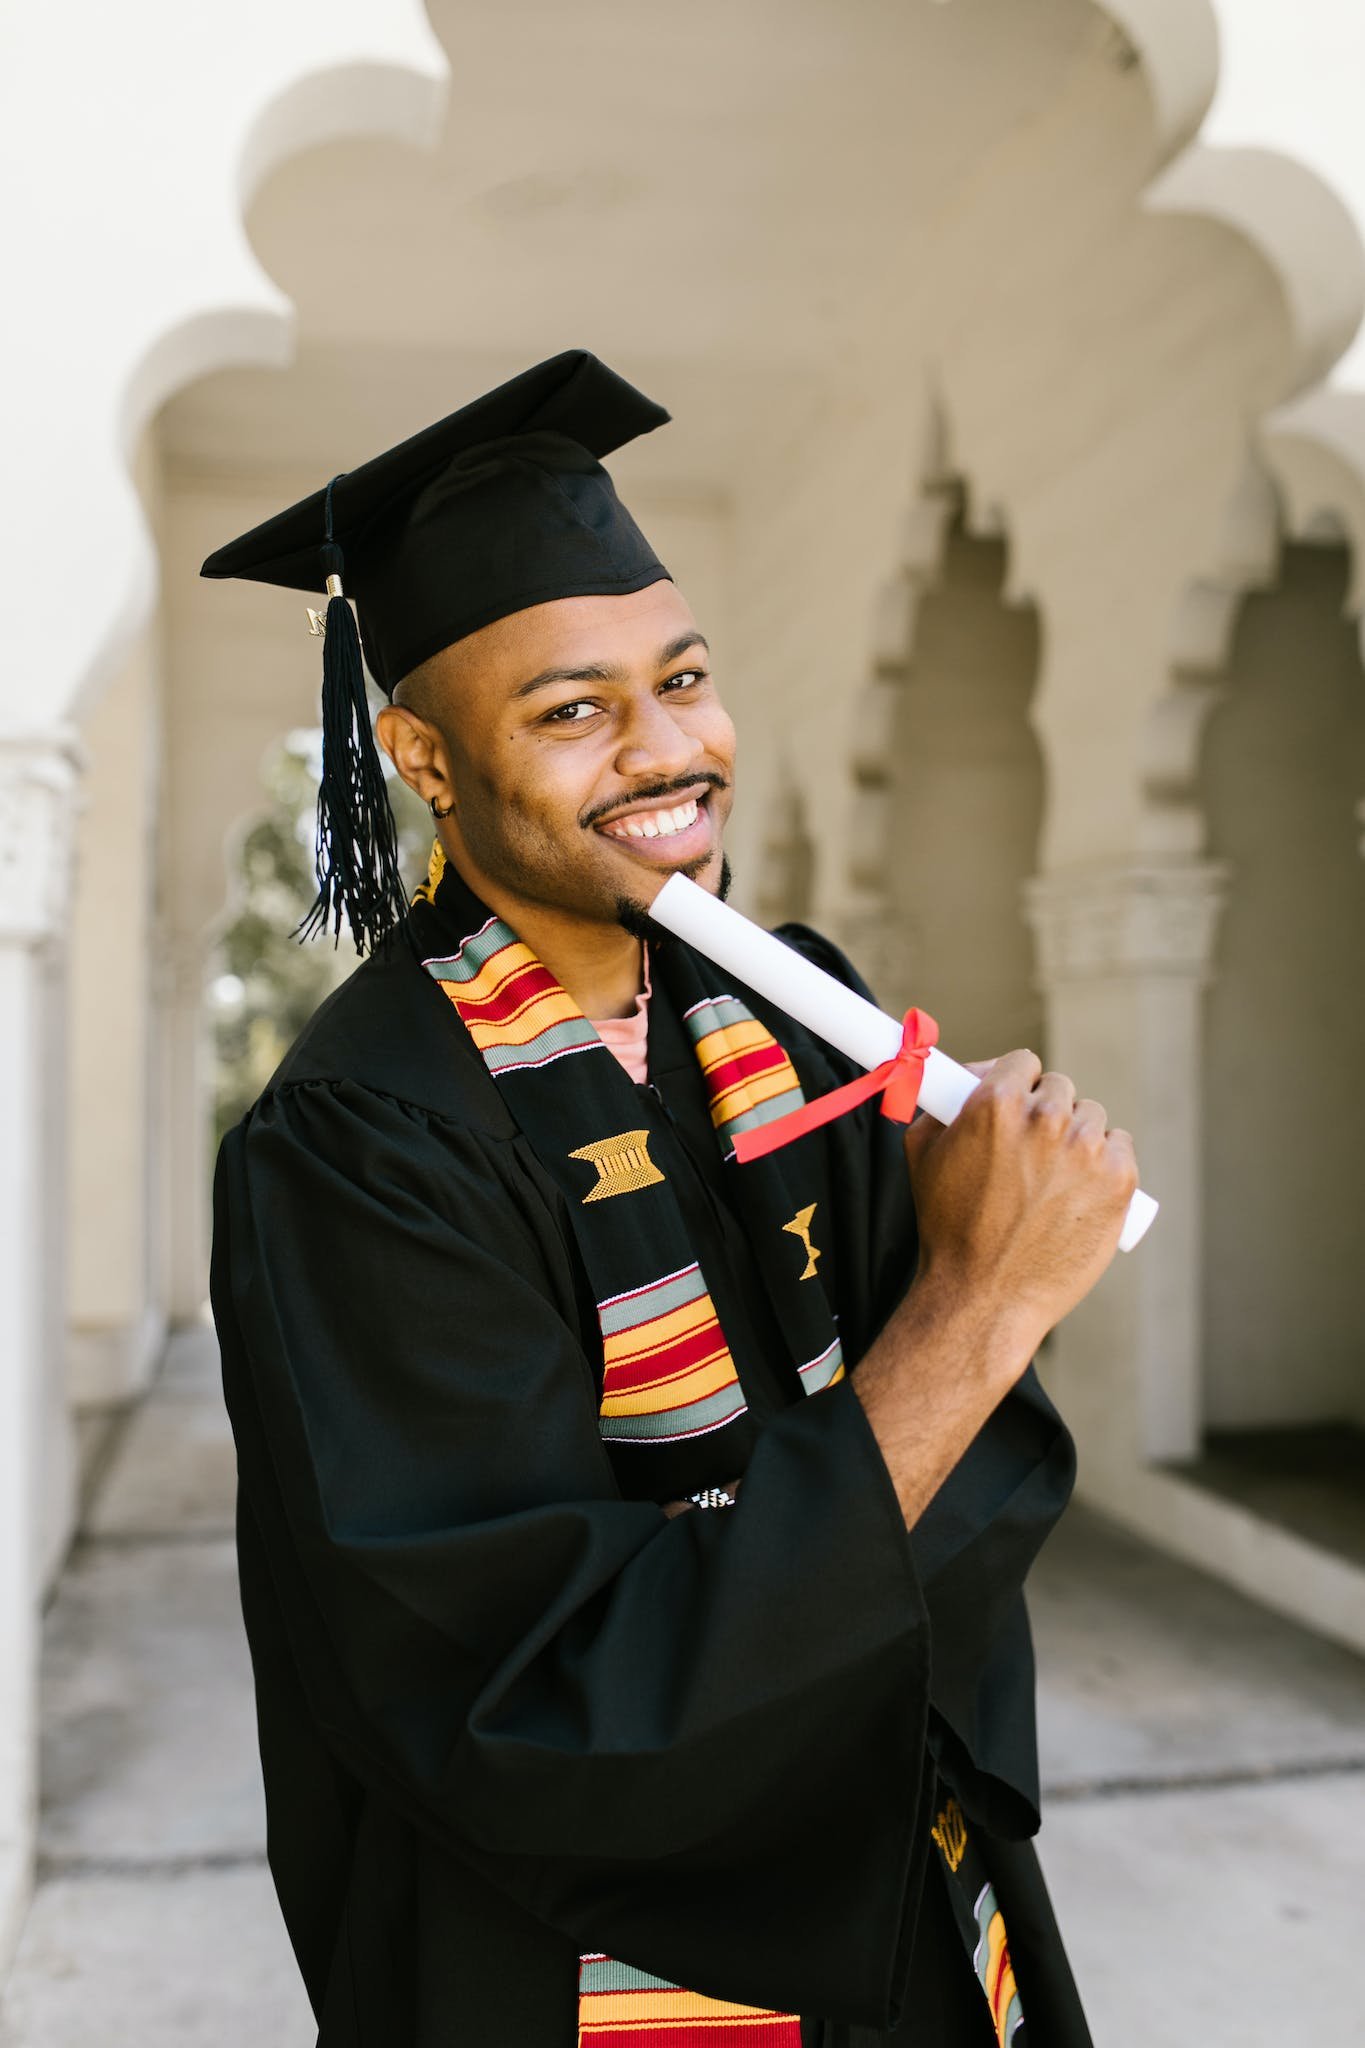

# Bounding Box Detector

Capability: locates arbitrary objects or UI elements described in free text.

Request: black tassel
[297,535,407,954]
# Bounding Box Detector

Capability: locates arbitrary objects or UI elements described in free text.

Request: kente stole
[413,847,840,2042]
[411,846,846,1486]
[931,1791,1027,2047]
[410,846,1025,2047]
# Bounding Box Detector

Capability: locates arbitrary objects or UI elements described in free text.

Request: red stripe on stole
[990,1939,1013,2030]
[601,1320,728,1398]
[579,2026,801,2047]
[700,1040,792,1098]
[451,958,560,1025]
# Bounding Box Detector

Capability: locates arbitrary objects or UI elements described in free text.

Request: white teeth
[604,796,701,842]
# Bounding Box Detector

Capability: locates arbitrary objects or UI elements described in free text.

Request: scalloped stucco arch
[829,97,1365,909]
[59,43,448,737]
[788,0,1365,1649]
[1097,0,1219,167]
[1104,0,1365,849]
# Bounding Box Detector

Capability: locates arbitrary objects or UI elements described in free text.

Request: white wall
[882,518,1046,1057]
[1201,539,1365,1429]
[67,441,166,1409]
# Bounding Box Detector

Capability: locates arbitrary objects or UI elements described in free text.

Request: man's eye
[544,700,598,724]
[662,669,708,692]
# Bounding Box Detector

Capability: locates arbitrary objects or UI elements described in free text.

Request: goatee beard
[614,855,732,941]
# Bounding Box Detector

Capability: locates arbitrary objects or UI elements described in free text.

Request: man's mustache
[581,772,729,832]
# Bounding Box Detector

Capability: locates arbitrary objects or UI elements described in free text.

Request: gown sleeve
[862,1091,1077,1837]
[773,924,1079,1836]
[213,1076,935,2028]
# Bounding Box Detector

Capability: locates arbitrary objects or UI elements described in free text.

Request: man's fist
[902,1048,1138,1352]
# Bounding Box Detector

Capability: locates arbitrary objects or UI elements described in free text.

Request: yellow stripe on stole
[451,940,538,1005]
[463,992,582,1052]
[578,1989,790,2026]
[443,941,587,1050]
[600,1294,735,1414]
[441,943,552,1007]
[690,1020,800,1126]
[599,1347,736,1417]
[690,1018,776,1070]
[601,1294,718,1366]
[985,1915,1018,2046]
[707,1064,801,1127]
[436,980,583,1051]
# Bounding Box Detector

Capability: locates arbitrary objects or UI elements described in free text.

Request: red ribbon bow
[732,1007,940,1164]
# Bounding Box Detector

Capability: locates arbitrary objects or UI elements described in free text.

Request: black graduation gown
[211,918,1093,2047]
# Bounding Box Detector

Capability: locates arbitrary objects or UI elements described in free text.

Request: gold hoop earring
[430,796,455,819]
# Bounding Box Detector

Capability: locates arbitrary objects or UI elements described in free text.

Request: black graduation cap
[201,349,672,953]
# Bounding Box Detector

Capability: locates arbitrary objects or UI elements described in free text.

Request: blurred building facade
[3,0,1364,1967]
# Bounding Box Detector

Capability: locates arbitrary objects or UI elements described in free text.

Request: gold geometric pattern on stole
[931,1795,968,1873]
[782,1201,821,1279]
[410,839,446,907]
[569,1128,665,1203]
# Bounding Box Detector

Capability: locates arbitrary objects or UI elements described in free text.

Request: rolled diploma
[651,872,1158,1253]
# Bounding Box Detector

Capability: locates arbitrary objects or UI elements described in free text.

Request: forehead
[458,577,699,681]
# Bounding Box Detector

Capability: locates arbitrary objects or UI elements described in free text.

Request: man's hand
[902,1047,1137,1354]
[853,1049,1137,1528]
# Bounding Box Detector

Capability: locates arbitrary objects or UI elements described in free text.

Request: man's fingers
[982,1048,1044,1093]
[1030,1071,1077,1121]
[1103,1126,1140,1191]
[1071,1097,1108,1141]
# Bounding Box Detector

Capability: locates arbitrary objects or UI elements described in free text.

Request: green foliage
[210,725,432,1147]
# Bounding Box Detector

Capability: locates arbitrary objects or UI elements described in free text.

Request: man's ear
[375,704,453,813]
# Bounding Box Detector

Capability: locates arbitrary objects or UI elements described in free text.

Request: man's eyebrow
[658,631,710,666]
[510,660,622,701]
[510,633,710,703]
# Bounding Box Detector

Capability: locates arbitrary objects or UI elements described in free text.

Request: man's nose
[613,692,705,782]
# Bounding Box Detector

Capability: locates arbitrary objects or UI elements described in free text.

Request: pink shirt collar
[588,944,652,1085]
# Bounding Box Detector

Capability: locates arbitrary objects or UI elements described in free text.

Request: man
[206,350,1135,2047]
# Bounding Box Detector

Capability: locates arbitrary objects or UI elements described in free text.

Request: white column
[159,934,211,1326]
[825,895,920,1021]
[66,620,165,1409]
[1025,859,1227,1470]
[0,731,80,1967]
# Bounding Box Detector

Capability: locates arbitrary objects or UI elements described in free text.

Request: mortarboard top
[198,350,673,953]
[200,348,671,697]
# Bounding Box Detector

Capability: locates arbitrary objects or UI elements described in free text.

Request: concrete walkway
[2,1327,1363,2045]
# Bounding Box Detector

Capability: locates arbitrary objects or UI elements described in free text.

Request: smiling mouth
[597,795,704,843]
